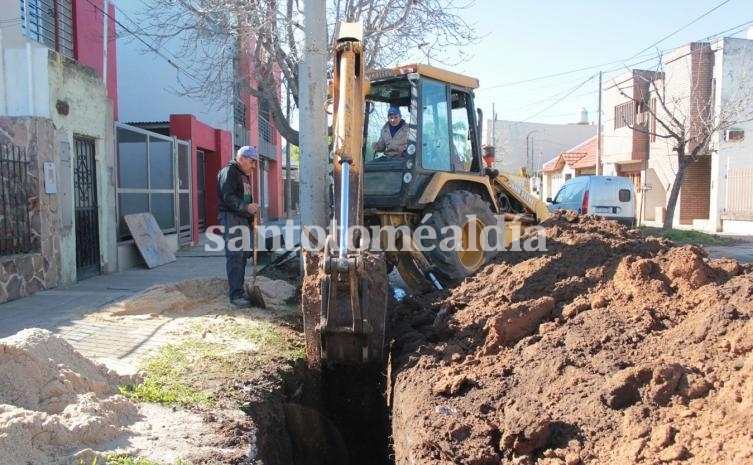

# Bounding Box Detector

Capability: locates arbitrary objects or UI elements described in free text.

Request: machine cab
[363,65,483,209]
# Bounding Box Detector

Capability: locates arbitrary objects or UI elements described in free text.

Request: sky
[452,0,753,125]
[111,0,752,130]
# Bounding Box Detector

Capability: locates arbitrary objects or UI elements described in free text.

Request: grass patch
[80,455,187,465]
[103,456,169,465]
[119,343,214,406]
[658,229,737,246]
[120,316,304,407]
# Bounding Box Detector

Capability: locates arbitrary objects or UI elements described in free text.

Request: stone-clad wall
[0,117,61,302]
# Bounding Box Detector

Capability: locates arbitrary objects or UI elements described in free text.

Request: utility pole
[491,103,496,147]
[525,129,538,176]
[298,0,329,229]
[596,71,602,176]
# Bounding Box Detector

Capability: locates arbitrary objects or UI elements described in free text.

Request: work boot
[230,296,252,308]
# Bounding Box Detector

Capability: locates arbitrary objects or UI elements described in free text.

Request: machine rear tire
[422,191,498,283]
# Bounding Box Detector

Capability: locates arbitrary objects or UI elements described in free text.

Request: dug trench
[227,359,391,465]
[267,212,753,464]
[242,254,393,465]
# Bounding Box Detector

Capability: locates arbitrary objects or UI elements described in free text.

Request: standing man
[217,146,261,307]
[372,106,408,158]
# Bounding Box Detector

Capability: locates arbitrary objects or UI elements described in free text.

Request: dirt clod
[390,214,753,464]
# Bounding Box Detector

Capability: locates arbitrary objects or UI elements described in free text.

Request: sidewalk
[0,217,301,372]
[0,241,228,369]
[8,218,299,372]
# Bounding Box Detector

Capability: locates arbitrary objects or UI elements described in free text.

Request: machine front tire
[422,191,498,283]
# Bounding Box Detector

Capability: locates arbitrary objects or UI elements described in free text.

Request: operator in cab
[372,106,408,158]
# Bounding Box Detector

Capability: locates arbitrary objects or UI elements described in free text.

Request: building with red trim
[0,0,119,299]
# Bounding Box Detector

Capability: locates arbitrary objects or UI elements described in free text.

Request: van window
[554,182,582,203]
[619,189,631,202]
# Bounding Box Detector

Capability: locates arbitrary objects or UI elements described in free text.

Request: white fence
[725,167,753,220]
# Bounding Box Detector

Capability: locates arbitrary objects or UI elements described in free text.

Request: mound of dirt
[0,272,301,465]
[104,276,296,316]
[0,328,255,465]
[390,212,753,464]
[0,329,137,464]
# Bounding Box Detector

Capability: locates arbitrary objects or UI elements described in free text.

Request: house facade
[603,35,753,232]
[708,37,753,234]
[540,136,597,201]
[484,119,597,177]
[0,0,118,301]
[116,4,284,268]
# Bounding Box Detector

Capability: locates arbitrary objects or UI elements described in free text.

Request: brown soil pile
[390,211,753,464]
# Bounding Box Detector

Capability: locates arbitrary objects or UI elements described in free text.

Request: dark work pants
[220,212,252,299]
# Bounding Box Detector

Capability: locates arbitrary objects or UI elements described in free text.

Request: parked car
[547,176,636,226]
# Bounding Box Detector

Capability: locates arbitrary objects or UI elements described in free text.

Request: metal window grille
[258,115,272,143]
[258,97,273,143]
[234,99,249,146]
[614,101,635,129]
[234,99,247,128]
[0,144,35,256]
[20,0,74,59]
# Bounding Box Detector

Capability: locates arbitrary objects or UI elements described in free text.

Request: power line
[602,19,753,79]
[479,12,750,93]
[81,0,202,84]
[521,74,597,122]
[626,0,731,60]
[487,17,753,121]
[701,18,753,41]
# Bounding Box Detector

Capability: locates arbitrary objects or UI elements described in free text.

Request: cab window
[450,90,473,172]
[420,79,451,171]
[365,80,413,162]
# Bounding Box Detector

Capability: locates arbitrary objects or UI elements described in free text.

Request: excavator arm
[301,22,388,367]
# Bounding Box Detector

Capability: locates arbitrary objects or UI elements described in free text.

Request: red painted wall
[238,38,284,219]
[268,66,284,218]
[73,0,118,118]
[170,115,233,244]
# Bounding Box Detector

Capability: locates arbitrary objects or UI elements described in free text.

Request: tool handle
[252,215,259,285]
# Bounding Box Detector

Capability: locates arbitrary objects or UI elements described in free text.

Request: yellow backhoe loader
[301,22,550,367]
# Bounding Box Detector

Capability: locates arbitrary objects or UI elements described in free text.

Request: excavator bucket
[301,246,388,367]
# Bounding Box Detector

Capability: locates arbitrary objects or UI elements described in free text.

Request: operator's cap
[237,146,258,160]
[388,106,401,116]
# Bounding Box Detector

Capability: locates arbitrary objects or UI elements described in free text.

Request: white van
[547,176,636,226]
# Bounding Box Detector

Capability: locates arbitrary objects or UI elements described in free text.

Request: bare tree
[615,45,753,230]
[132,0,479,147]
